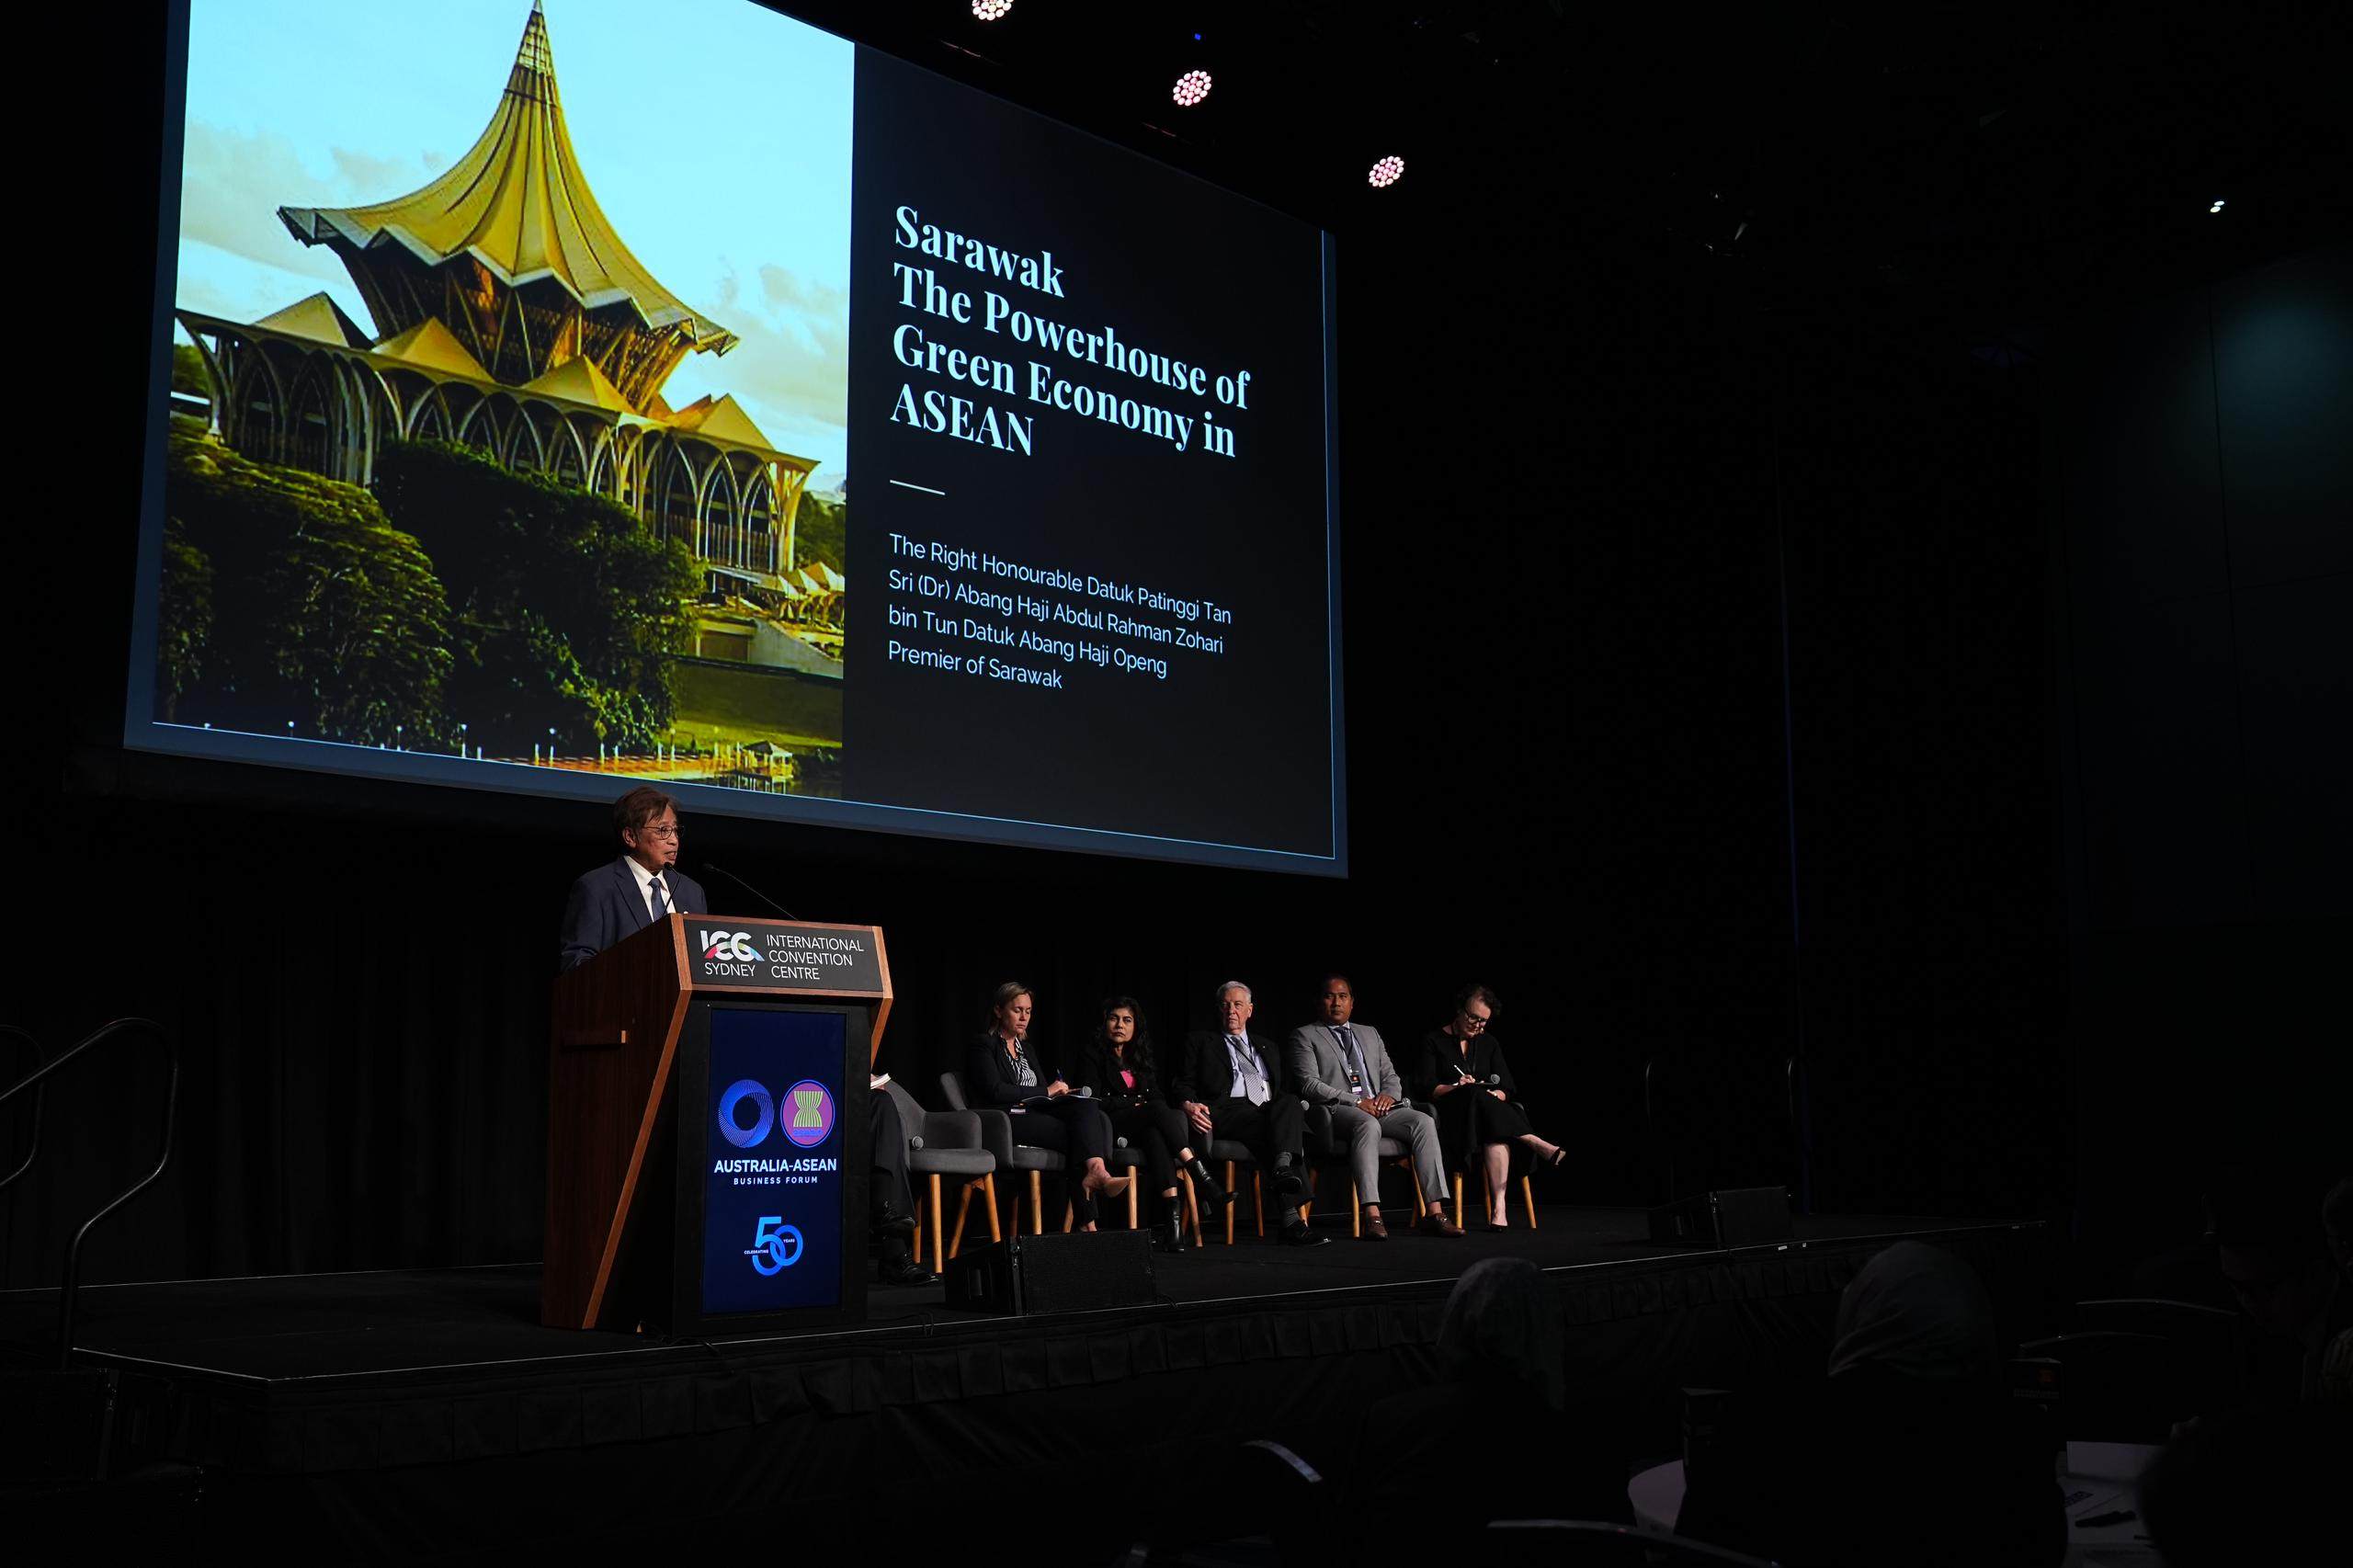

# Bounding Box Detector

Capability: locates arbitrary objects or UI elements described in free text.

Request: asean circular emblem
[781,1080,835,1147]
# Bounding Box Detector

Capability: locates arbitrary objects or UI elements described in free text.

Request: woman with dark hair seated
[1072,995,1234,1251]
[1410,983,1565,1231]
[966,982,1130,1232]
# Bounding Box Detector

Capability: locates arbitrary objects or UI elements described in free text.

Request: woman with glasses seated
[1410,983,1565,1231]
[967,982,1131,1232]
[1072,995,1234,1251]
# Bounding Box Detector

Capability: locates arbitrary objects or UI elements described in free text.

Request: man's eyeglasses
[1460,1013,1492,1030]
[639,823,681,840]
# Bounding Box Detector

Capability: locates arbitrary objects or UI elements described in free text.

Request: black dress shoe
[1280,1222,1330,1248]
[871,1205,917,1241]
[876,1238,938,1287]
[878,1255,939,1287]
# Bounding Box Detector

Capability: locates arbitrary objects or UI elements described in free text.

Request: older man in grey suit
[1288,975,1464,1238]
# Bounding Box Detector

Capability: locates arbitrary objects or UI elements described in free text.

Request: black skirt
[1429,1086,1535,1171]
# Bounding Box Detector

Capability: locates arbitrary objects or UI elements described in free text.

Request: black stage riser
[0,1216,2054,1557]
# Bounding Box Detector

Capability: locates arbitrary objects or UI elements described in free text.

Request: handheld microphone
[1486,1074,1502,1085]
[699,859,801,922]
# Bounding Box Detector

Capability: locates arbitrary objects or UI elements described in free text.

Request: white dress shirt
[624,857,675,922]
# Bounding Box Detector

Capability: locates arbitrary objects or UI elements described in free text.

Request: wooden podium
[542,913,892,1332]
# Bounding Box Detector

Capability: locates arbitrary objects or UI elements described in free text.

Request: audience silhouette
[1678,1240,2064,1567]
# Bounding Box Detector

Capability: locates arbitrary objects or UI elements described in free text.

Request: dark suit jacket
[1070,1036,1168,1108]
[1171,1029,1291,1106]
[965,1030,1059,1108]
[1410,1029,1522,1105]
[557,857,709,972]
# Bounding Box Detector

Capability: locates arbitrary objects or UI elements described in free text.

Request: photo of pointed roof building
[175,1,820,596]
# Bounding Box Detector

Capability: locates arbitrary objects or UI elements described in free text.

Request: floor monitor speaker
[1647,1186,1791,1247]
[943,1229,1158,1314]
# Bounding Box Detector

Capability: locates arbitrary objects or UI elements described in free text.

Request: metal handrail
[2018,1329,2171,1355]
[2077,1297,2241,1321]
[1492,1519,1784,1567]
[0,1024,40,1194]
[0,1017,181,1370]
[1643,1055,1677,1200]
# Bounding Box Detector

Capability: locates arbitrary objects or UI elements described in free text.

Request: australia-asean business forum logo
[717,1078,837,1150]
[716,1076,838,1277]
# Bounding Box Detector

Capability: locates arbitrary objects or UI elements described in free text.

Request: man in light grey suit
[1287,975,1464,1239]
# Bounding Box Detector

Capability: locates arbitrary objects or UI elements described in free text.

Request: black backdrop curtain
[12,2,2108,1288]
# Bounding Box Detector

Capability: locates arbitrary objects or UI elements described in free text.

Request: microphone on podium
[699,859,801,922]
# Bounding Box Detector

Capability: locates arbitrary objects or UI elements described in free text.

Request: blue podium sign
[674,1002,868,1333]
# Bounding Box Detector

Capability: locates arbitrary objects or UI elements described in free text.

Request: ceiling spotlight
[2208,199,2225,213]
[1368,155,1404,188]
[972,0,1013,20]
[1173,70,1212,107]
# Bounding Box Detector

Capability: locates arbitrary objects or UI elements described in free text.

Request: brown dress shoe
[1415,1210,1466,1237]
[1362,1208,1389,1240]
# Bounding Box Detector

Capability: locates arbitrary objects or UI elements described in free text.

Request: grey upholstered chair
[939,1071,1072,1235]
[1105,1137,1144,1229]
[1182,1138,1272,1244]
[882,1079,995,1276]
[1302,1104,1427,1237]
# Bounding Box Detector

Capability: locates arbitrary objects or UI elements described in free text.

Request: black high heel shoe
[1184,1156,1236,1210]
[1154,1197,1187,1253]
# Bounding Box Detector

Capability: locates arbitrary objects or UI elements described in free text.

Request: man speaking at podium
[558,786,707,972]
[556,788,936,1288]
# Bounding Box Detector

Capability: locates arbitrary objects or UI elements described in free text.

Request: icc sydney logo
[699,928,758,962]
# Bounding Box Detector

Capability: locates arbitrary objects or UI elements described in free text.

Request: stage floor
[5,1207,2021,1389]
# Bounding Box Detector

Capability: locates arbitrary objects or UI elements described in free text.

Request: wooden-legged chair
[883,1080,996,1276]
[1450,1166,1539,1230]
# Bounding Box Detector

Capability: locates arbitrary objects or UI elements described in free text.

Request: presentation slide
[128,0,1342,873]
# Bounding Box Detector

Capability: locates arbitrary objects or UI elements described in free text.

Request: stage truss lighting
[972,0,1013,21]
[1173,70,1212,107]
[1369,155,1404,188]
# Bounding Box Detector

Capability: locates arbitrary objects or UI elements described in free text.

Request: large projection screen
[128,0,1345,874]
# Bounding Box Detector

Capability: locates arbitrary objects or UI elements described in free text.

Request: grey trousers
[1325,1103,1445,1208]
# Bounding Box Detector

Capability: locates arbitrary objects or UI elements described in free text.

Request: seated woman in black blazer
[966,982,1131,1231]
[1410,983,1565,1231]
[1071,995,1236,1251]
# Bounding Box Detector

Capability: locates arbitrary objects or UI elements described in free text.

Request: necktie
[1229,1035,1267,1105]
[648,874,671,922]
[1338,1025,1367,1093]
